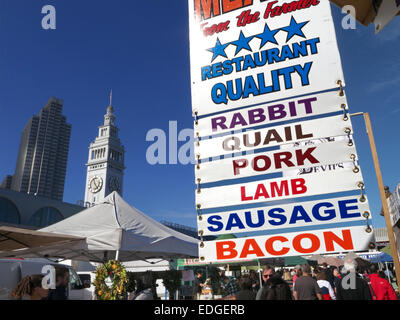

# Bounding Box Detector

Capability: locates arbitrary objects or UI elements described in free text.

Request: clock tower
[84,92,125,207]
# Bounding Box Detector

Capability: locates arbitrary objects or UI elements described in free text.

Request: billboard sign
[188,0,346,116]
[188,0,374,263]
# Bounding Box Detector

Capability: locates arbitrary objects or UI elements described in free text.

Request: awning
[0,225,85,252]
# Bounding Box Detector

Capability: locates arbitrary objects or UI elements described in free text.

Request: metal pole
[257,260,262,288]
[362,112,400,290]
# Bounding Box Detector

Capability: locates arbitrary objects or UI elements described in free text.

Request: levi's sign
[188,0,345,116]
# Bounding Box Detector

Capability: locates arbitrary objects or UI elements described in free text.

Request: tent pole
[115,250,120,261]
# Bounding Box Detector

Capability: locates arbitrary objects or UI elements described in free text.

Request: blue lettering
[312,202,336,221]
[222,60,233,75]
[268,208,287,226]
[295,62,313,86]
[207,215,223,232]
[226,213,246,231]
[245,210,265,228]
[243,55,256,71]
[212,62,223,78]
[243,75,259,99]
[339,199,361,219]
[289,206,312,224]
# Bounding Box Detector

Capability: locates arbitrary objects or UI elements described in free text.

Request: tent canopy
[369,252,393,263]
[0,225,84,251]
[0,192,198,263]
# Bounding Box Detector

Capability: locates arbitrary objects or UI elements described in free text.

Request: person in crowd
[320,263,335,287]
[384,267,394,282]
[292,265,302,289]
[256,266,275,299]
[293,264,322,300]
[235,275,256,300]
[332,267,341,294]
[275,268,283,279]
[222,276,239,297]
[248,270,260,293]
[11,275,49,300]
[336,259,372,300]
[282,269,292,290]
[47,267,70,300]
[366,263,397,300]
[134,274,154,300]
[192,270,204,300]
[257,274,293,300]
[315,267,336,300]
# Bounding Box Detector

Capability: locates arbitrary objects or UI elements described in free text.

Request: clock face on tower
[89,176,103,194]
[108,176,121,193]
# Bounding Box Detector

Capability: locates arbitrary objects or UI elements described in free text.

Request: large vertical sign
[188,0,375,263]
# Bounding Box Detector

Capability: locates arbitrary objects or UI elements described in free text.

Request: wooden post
[363,112,400,290]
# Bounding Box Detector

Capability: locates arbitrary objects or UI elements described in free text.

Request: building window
[0,197,20,224]
[29,207,63,228]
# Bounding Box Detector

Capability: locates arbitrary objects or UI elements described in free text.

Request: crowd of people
[11,266,70,300]
[193,259,399,300]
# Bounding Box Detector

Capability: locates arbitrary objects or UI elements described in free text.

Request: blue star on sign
[281,16,309,42]
[207,38,229,62]
[255,23,279,49]
[231,31,254,56]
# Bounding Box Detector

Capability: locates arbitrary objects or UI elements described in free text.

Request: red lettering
[216,241,237,260]
[263,0,320,20]
[296,147,319,166]
[201,21,230,36]
[270,181,289,197]
[195,0,221,21]
[239,239,264,258]
[291,178,307,195]
[241,186,253,201]
[265,236,290,256]
[222,0,253,13]
[252,155,272,172]
[233,159,248,175]
[293,233,320,254]
[254,183,270,200]
[324,230,354,252]
[274,152,294,169]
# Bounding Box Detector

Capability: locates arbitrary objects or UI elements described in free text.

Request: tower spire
[109,89,113,106]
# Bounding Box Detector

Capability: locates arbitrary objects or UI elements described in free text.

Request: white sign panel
[199,195,370,236]
[188,0,345,116]
[196,114,351,159]
[196,139,357,183]
[196,90,348,137]
[197,168,363,209]
[199,225,374,262]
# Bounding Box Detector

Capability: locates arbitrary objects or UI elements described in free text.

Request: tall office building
[84,92,125,207]
[8,97,71,201]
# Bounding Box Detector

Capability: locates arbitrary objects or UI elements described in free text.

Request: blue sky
[0,1,399,230]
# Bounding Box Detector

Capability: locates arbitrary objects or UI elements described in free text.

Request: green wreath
[94,260,128,300]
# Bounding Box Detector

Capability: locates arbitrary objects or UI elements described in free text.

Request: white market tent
[0,192,199,263]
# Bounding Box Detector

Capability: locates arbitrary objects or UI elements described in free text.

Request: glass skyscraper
[5,97,71,201]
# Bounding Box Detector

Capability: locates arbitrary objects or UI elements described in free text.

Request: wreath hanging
[94,260,128,300]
